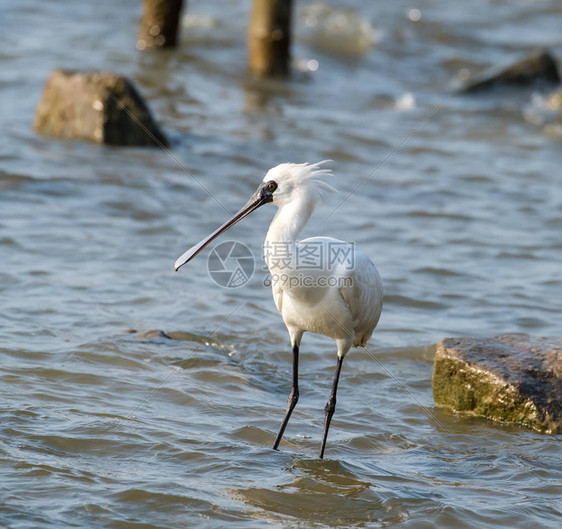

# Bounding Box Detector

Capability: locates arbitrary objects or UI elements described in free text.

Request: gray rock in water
[432,335,562,434]
[134,329,171,339]
[34,69,168,146]
[460,50,560,93]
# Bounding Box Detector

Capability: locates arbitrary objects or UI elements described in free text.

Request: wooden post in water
[137,0,185,50]
[248,0,293,78]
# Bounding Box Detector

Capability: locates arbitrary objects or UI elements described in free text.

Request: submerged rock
[133,329,171,339]
[432,335,561,434]
[34,69,168,146]
[460,50,560,93]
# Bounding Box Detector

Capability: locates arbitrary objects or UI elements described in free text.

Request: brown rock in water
[134,329,171,339]
[432,335,562,433]
[138,0,184,50]
[460,50,560,93]
[34,69,168,147]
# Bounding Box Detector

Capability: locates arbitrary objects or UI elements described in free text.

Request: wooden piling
[138,0,185,50]
[248,0,293,78]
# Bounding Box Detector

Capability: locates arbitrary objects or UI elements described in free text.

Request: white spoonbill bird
[174,162,383,458]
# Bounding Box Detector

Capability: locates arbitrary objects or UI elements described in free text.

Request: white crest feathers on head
[263,160,337,198]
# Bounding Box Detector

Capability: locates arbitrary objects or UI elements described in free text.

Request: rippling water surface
[1,1,561,527]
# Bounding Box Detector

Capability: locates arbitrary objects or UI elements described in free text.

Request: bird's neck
[264,199,315,270]
[266,198,314,244]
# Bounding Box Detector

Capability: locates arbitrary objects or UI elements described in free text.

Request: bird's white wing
[297,236,383,347]
[271,281,284,314]
[339,248,383,347]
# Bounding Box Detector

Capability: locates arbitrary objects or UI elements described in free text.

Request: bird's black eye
[267,181,277,192]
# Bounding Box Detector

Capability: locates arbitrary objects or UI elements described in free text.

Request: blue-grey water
[1,1,561,527]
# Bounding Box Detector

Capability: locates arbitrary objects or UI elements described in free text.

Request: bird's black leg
[273,344,299,450]
[319,355,344,459]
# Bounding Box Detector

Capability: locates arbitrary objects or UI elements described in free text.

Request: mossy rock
[432,335,562,433]
[34,69,168,147]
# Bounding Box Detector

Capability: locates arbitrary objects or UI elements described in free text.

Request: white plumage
[263,162,383,355]
[175,162,383,458]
